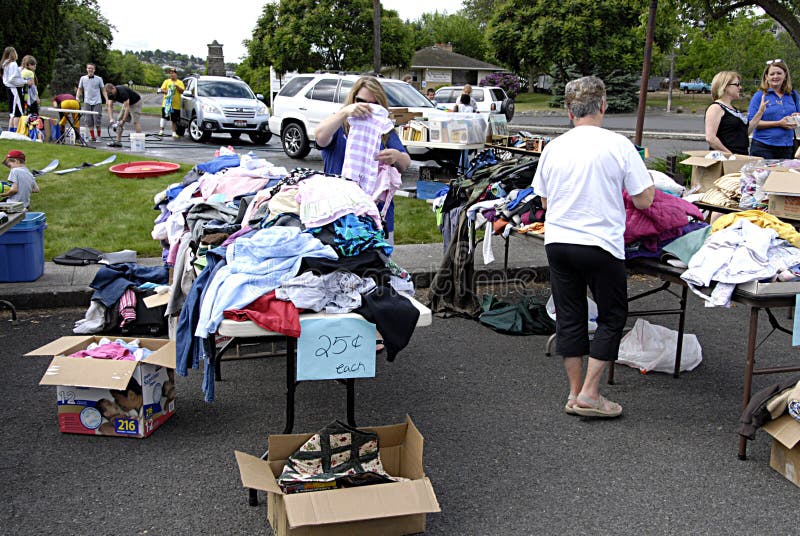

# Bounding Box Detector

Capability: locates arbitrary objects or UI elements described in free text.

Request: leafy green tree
[50,0,113,94]
[0,0,59,96]
[246,0,412,75]
[676,10,782,86]
[411,12,489,61]
[680,0,800,50]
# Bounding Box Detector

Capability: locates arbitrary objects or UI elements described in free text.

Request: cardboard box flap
[283,478,440,528]
[680,156,721,169]
[25,336,95,356]
[143,291,170,309]
[141,340,176,369]
[763,414,800,449]
[763,171,800,196]
[39,355,137,389]
[235,451,283,494]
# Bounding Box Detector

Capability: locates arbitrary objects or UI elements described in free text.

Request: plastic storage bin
[0,211,46,282]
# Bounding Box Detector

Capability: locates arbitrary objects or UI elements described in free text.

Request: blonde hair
[711,71,740,100]
[760,60,793,94]
[21,55,36,68]
[343,76,390,141]
[1,46,18,70]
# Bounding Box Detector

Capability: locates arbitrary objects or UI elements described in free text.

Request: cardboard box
[235,416,440,535]
[680,150,758,192]
[736,279,800,295]
[762,414,800,488]
[26,336,176,438]
[388,107,423,126]
[762,171,800,220]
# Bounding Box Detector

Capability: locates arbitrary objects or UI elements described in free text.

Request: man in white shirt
[533,75,654,418]
[76,63,108,142]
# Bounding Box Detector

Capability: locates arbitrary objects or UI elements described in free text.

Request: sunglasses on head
[766,59,783,65]
[354,97,376,104]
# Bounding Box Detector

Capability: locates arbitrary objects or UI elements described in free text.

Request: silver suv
[179,75,272,144]
[434,85,515,121]
[269,74,435,158]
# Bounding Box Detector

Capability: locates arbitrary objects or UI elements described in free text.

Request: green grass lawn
[514,90,722,114]
[0,141,443,260]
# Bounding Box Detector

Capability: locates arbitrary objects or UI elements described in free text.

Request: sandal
[573,394,623,418]
[564,394,578,415]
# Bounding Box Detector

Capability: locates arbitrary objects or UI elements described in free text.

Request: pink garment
[296,174,382,229]
[199,173,274,202]
[70,343,134,360]
[373,163,402,217]
[342,105,394,195]
[118,288,137,328]
[623,189,705,245]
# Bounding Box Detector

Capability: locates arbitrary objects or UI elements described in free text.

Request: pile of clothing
[154,150,417,402]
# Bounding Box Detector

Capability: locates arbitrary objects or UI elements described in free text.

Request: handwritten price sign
[297,317,377,380]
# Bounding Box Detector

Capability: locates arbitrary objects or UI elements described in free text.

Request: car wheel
[189,116,211,143]
[175,123,186,136]
[249,132,272,145]
[229,132,241,140]
[282,121,310,159]
[702,88,709,94]
[502,99,515,122]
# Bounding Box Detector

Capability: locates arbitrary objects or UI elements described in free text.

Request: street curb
[0,265,553,310]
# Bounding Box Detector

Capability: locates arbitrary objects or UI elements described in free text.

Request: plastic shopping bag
[617,319,702,374]
[545,295,598,332]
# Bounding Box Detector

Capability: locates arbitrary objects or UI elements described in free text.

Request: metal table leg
[738,307,760,460]
[0,299,17,323]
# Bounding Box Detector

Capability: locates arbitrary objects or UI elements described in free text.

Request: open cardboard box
[763,414,800,488]
[235,416,440,535]
[26,336,176,438]
[762,170,800,220]
[680,150,759,192]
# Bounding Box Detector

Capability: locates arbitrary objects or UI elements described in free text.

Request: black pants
[750,139,794,160]
[546,243,627,361]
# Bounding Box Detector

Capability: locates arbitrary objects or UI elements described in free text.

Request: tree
[410,11,489,61]
[246,0,412,75]
[682,0,800,50]
[50,0,113,94]
[676,10,785,85]
[0,0,59,95]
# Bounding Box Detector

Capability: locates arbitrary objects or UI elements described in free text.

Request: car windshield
[198,80,254,99]
[382,83,433,108]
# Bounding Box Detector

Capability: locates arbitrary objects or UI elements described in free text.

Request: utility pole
[634,0,658,146]
[373,0,381,74]
[667,47,675,113]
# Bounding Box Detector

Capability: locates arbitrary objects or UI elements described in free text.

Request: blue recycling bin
[0,212,46,282]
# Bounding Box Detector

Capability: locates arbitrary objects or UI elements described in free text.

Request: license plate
[234,120,247,127]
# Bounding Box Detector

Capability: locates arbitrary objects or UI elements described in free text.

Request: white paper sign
[297,317,377,380]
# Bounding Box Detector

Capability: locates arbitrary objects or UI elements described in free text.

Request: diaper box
[26,336,176,438]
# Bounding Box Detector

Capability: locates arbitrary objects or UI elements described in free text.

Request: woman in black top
[705,71,765,154]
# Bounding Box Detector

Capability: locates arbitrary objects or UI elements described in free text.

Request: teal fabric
[661,225,711,265]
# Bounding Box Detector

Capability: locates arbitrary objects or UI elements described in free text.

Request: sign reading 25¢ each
[297,317,377,381]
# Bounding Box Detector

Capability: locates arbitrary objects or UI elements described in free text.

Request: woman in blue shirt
[747,59,800,160]
[314,76,410,243]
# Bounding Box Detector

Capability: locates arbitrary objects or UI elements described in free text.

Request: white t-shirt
[532,125,652,259]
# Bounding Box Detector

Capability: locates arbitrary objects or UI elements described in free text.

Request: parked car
[433,85,515,121]
[179,75,272,144]
[679,79,711,94]
[269,74,435,158]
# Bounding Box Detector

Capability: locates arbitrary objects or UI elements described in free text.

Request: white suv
[434,85,515,121]
[269,74,435,158]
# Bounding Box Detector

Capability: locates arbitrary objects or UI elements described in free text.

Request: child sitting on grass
[0,150,39,208]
